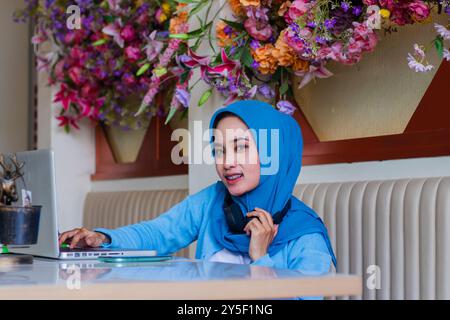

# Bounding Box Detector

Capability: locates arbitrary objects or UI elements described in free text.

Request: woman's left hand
[244,208,279,261]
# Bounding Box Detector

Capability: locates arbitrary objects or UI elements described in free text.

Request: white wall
[0,0,30,153]
[37,82,96,231]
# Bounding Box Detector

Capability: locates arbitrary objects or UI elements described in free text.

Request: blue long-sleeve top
[95,184,332,298]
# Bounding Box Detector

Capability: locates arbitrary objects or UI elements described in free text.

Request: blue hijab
[209,100,337,267]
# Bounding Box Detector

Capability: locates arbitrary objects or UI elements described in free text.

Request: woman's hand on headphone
[244,208,279,261]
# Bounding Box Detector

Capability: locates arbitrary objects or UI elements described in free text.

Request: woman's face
[213,115,260,196]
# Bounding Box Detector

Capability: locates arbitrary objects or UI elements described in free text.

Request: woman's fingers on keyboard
[58,229,80,246]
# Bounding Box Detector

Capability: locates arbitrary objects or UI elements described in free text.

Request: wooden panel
[92,116,187,180]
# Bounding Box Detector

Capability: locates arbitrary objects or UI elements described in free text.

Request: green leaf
[241,47,254,68]
[104,15,115,23]
[180,70,191,84]
[164,106,178,125]
[176,0,200,4]
[434,36,444,59]
[189,0,209,18]
[136,63,151,77]
[186,21,212,38]
[169,33,190,40]
[220,18,245,31]
[280,81,289,96]
[92,39,107,46]
[154,66,167,77]
[198,88,212,106]
[135,101,148,116]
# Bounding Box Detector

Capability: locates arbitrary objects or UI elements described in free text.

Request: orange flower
[216,21,236,47]
[292,58,309,73]
[169,3,188,34]
[229,0,245,16]
[272,31,296,67]
[240,0,261,6]
[252,44,278,75]
[278,1,292,16]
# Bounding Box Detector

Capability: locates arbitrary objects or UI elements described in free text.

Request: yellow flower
[162,2,171,15]
[252,44,278,75]
[240,0,261,6]
[379,9,390,18]
[272,31,296,67]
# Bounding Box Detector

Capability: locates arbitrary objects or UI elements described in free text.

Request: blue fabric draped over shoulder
[208,100,337,267]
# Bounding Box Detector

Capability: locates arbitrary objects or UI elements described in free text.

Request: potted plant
[0,154,41,266]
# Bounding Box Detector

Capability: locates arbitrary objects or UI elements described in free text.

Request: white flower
[434,23,450,41]
[413,43,426,59]
[407,54,434,72]
[444,48,450,61]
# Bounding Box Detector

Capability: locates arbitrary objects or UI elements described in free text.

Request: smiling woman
[212,113,260,196]
[59,100,336,299]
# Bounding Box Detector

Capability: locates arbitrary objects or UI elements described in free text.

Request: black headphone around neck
[223,192,292,234]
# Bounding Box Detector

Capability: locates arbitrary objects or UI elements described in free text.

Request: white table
[0,256,362,299]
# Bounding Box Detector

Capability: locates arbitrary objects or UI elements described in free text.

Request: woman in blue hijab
[59,100,336,291]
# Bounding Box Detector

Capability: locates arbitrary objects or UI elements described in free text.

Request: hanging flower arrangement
[15,0,189,132]
[178,0,449,115]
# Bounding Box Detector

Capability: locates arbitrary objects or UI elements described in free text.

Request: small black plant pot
[0,206,41,245]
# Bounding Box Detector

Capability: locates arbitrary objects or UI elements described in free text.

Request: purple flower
[276,100,296,115]
[324,18,336,30]
[315,36,327,45]
[45,0,55,9]
[224,25,233,36]
[175,87,190,108]
[306,21,317,28]
[340,2,350,12]
[258,84,275,99]
[352,6,362,16]
[250,39,261,49]
[251,60,260,69]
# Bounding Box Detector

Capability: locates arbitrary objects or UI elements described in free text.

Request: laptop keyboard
[60,247,121,258]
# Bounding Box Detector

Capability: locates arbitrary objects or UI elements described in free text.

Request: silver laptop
[9,149,157,260]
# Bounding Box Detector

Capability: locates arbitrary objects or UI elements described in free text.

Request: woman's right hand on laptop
[58,228,110,249]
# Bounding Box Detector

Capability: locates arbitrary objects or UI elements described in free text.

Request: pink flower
[244,7,273,41]
[122,73,136,85]
[68,66,84,85]
[56,115,80,130]
[244,18,273,41]
[288,0,310,21]
[352,22,378,52]
[102,19,124,48]
[408,1,430,21]
[120,25,136,42]
[284,28,310,55]
[144,31,164,62]
[296,63,333,88]
[80,83,99,99]
[124,46,140,61]
[70,47,88,64]
[53,84,77,111]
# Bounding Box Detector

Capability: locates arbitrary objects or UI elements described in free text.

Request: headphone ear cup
[224,202,247,234]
